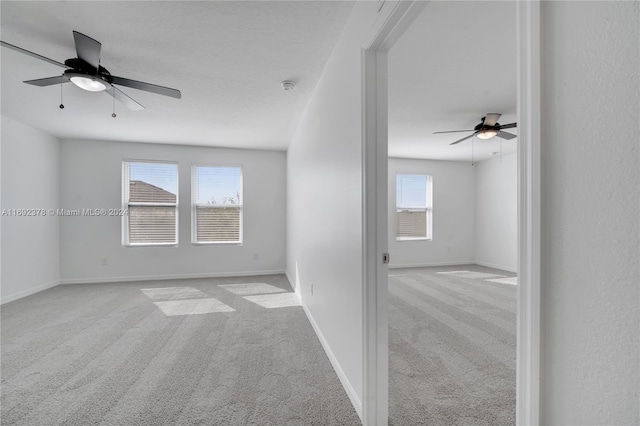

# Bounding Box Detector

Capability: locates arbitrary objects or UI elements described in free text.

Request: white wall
[540,2,639,424]
[1,116,60,303]
[286,2,380,417]
[475,153,517,272]
[388,157,475,268]
[60,139,286,283]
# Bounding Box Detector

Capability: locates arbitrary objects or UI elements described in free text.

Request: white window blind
[192,166,243,243]
[123,161,178,245]
[396,174,432,240]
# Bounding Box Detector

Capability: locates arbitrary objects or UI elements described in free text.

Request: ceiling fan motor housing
[474,122,499,132]
[64,57,111,78]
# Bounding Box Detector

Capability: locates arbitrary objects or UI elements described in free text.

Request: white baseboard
[388,260,475,269]
[284,274,362,420]
[1,279,60,305]
[475,261,517,273]
[59,269,286,285]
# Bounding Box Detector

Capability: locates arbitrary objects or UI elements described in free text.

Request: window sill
[396,237,431,242]
[192,241,243,246]
[124,243,179,248]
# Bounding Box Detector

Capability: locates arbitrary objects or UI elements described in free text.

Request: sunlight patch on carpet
[219,283,286,295]
[141,286,207,301]
[154,298,235,316]
[243,293,300,309]
[485,276,518,285]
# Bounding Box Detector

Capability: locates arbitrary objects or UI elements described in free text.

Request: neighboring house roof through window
[129,180,176,203]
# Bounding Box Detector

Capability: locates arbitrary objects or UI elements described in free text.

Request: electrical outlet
[101,258,108,266]
[253,253,259,261]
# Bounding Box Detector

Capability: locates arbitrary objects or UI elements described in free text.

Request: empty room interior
[386,2,518,425]
[1,1,638,426]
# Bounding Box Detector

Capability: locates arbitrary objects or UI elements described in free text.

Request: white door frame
[361,2,541,425]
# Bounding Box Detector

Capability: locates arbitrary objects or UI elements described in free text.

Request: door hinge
[382,252,390,264]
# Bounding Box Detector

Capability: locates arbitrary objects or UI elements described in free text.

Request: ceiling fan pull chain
[59,74,64,109]
[112,88,116,118]
[500,137,503,163]
[471,135,475,166]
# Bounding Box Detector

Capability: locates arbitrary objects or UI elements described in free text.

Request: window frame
[122,159,179,247]
[395,173,433,241]
[191,164,244,246]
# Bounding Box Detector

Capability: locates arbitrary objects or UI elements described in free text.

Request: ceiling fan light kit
[0,30,181,114]
[476,129,498,140]
[68,73,109,92]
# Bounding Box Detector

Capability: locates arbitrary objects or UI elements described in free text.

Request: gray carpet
[388,265,517,426]
[1,275,360,426]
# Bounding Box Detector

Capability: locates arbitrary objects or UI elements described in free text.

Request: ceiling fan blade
[73,31,101,70]
[106,87,145,111]
[497,131,517,140]
[1,40,68,69]
[499,122,517,129]
[450,133,476,145]
[111,76,181,99]
[433,129,475,134]
[24,75,70,87]
[483,113,501,127]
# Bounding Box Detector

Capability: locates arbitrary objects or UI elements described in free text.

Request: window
[192,166,243,244]
[123,161,178,246]
[396,174,432,240]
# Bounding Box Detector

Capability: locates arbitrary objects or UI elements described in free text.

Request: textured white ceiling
[389,1,517,162]
[1,1,354,150]
[2,1,517,159]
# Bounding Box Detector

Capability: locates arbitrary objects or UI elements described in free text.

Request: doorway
[361,2,541,425]
[387,3,518,423]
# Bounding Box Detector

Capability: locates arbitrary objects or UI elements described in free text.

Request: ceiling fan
[0,31,181,111]
[434,113,517,145]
